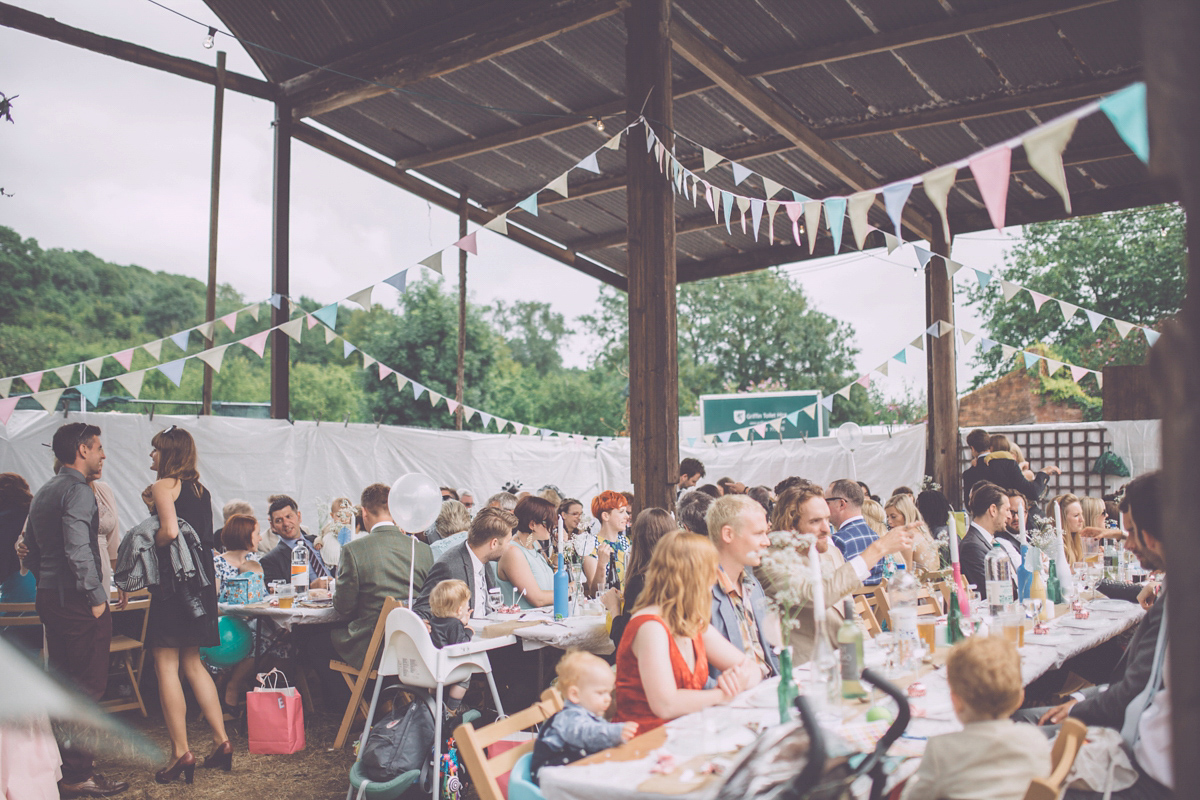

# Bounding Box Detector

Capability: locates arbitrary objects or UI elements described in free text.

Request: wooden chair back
[103,590,152,715]
[1023,718,1087,800]
[0,601,43,627]
[853,593,882,636]
[915,585,943,616]
[330,596,400,749]
[455,688,564,800]
[853,584,890,629]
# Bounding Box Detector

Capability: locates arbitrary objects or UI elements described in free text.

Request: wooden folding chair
[1023,718,1087,800]
[455,688,565,800]
[853,584,890,629]
[102,590,152,716]
[852,593,882,636]
[330,596,399,749]
[0,599,45,664]
[915,585,943,617]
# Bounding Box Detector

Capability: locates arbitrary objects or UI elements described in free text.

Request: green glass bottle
[839,599,867,699]
[777,646,796,724]
[947,586,966,643]
[1046,558,1064,604]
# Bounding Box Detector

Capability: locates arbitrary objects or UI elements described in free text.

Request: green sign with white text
[699,390,823,441]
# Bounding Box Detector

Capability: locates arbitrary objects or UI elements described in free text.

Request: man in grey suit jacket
[413,507,516,621]
[332,483,434,668]
[25,423,129,798]
[707,495,779,681]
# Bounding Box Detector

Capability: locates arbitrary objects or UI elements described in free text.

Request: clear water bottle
[985,542,1014,616]
[889,564,919,671]
[1103,539,1119,581]
[291,544,309,597]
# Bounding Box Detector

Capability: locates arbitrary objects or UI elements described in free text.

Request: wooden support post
[625,0,678,515]
[925,226,961,506]
[1144,0,1200,788]
[456,195,468,430]
[270,103,291,420]
[201,51,226,416]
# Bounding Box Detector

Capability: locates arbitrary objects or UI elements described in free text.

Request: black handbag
[360,700,434,783]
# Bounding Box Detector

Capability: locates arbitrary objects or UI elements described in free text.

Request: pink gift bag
[247,669,306,754]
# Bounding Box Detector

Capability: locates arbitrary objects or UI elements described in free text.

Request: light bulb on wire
[203,26,216,49]
[594,117,606,133]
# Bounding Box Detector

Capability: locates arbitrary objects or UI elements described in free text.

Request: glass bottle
[838,599,867,700]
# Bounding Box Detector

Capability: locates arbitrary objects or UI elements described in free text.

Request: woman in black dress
[145,426,232,783]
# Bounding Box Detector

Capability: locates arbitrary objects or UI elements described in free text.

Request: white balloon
[389,473,443,532]
[836,422,863,452]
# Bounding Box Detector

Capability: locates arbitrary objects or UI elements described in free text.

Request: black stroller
[715,668,912,800]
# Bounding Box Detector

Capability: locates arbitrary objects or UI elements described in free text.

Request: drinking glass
[487,587,504,614]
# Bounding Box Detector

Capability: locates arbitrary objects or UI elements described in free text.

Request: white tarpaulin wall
[0,411,927,532]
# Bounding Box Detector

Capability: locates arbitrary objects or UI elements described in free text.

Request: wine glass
[1072,562,1087,601]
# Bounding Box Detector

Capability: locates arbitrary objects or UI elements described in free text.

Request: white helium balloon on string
[389,473,443,532]
[836,422,864,479]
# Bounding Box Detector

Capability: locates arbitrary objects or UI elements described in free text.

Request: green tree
[965,204,1186,387]
[489,300,570,376]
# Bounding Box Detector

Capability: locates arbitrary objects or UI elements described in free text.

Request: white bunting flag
[1027,290,1051,311]
[1113,319,1135,338]
[1057,299,1079,321]
[84,357,105,379]
[116,370,146,399]
[1023,117,1078,213]
[361,353,376,370]
[197,344,230,372]
[484,213,509,236]
[761,176,785,199]
[1045,358,1064,376]
[922,164,957,243]
[347,286,374,309]
[546,172,570,198]
[279,318,304,342]
[143,339,164,360]
[52,365,75,386]
[848,190,876,250]
[33,388,66,411]
[1001,280,1022,301]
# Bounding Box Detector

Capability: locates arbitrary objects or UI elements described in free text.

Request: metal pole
[456,195,468,430]
[201,50,226,415]
[270,101,291,420]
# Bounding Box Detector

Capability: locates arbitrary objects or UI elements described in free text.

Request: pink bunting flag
[306,314,320,329]
[785,203,804,247]
[446,399,460,415]
[220,312,239,334]
[856,374,871,389]
[378,363,394,381]
[240,329,270,358]
[113,349,135,370]
[1070,365,1089,383]
[968,146,1012,231]
[454,232,478,255]
[18,372,43,394]
[0,397,18,426]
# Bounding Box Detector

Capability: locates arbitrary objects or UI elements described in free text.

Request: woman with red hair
[581,490,630,598]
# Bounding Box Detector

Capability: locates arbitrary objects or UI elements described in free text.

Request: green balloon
[200,615,254,667]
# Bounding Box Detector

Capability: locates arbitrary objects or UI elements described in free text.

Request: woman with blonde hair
[614,531,762,732]
[143,426,231,783]
[1047,494,1086,565]
[885,492,940,575]
[861,498,887,536]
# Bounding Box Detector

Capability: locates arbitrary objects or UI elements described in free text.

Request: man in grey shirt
[25,422,129,798]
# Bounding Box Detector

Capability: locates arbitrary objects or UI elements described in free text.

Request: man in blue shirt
[827,479,883,585]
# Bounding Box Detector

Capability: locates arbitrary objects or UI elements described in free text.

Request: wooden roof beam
[0,1,275,100]
[285,0,623,120]
[397,0,1117,170]
[291,122,628,291]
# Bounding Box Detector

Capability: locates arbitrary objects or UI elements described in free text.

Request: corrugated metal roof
[202,0,1155,281]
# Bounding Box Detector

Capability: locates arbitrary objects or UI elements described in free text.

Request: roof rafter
[285,0,623,120]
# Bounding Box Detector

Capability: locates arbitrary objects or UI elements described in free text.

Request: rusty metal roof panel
[970,22,1090,88]
[757,68,877,128]
[848,0,954,32]
[676,0,872,61]
[1053,0,1142,72]
[884,37,1010,103]
[823,52,947,116]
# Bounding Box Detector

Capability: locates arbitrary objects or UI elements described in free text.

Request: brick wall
[958,368,1082,427]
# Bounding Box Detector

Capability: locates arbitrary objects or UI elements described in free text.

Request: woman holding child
[614,531,762,732]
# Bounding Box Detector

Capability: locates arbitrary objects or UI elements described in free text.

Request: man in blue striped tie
[260,495,331,588]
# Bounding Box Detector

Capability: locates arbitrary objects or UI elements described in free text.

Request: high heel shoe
[155,751,196,784]
[202,740,233,772]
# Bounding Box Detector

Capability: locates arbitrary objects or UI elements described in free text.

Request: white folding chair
[347,607,506,800]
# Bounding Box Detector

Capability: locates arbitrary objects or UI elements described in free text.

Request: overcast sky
[2,0,1018,397]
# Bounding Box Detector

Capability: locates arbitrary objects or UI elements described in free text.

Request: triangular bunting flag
[170,330,190,353]
[78,381,104,408]
[1001,344,1018,362]
[736,195,751,234]
[428,391,443,409]
[824,197,847,254]
[752,422,768,437]
[730,162,752,185]
[1070,365,1089,383]
[313,303,339,329]
[480,412,494,430]
[938,320,954,336]
[974,269,992,288]
[718,431,733,443]
[883,232,901,255]
[882,181,914,239]
[701,147,723,172]
[546,172,569,199]
[143,340,163,360]
[1100,82,1149,163]
[378,363,393,381]
[324,326,337,344]
[241,330,270,358]
[914,247,934,270]
[1057,299,1079,321]
[269,293,283,309]
[384,269,409,294]
[603,130,623,151]
[220,311,239,333]
[761,176,784,199]
[343,340,357,359]
[1084,309,1105,331]
[52,365,75,386]
[420,251,444,275]
[1095,372,1103,389]
[576,152,600,174]
[0,377,12,398]
[926,323,941,338]
[196,321,215,341]
[157,358,187,387]
[911,336,925,351]
[1113,319,1134,338]
[1001,280,1022,301]
[1027,290,1051,311]
[84,357,105,378]
[785,411,801,425]
[848,190,875,250]
[1045,358,1064,376]
[279,318,304,342]
[411,382,426,400]
[765,200,779,242]
[247,304,260,321]
[783,202,802,247]
[516,193,539,216]
[803,201,822,254]
[361,353,376,370]
[749,198,764,241]
[306,314,319,329]
[894,349,907,364]
[395,374,409,393]
[114,349,135,370]
[876,362,890,377]
[446,399,460,415]
[1023,352,1042,369]
[721,191,734,235]
[0,396,18,425]
[18,371,42,393]
[968,146,1012,231]
[922,164,957,243]
[116,370,146,399]
[33,388,66,412]
[1144,328,1160,347]
[944,258,965,277]
[346,286,374,309]
[483,213,509,236]
[856,374,871,388]
[1023,117,1078,212]
[980,337,997,351]
[454,232,478,255]
[197,344,229,372]
[961,330,976,345]
[800,405,816,419]
[820,395,835,412]
[837,385,853,399]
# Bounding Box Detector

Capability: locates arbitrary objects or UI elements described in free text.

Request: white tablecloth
[218,602,343,631]
[473,611,614,656]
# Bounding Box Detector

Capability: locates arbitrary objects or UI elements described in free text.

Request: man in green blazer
[332,482,434,668]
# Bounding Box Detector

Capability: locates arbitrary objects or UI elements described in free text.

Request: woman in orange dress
[614,531,762,732]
